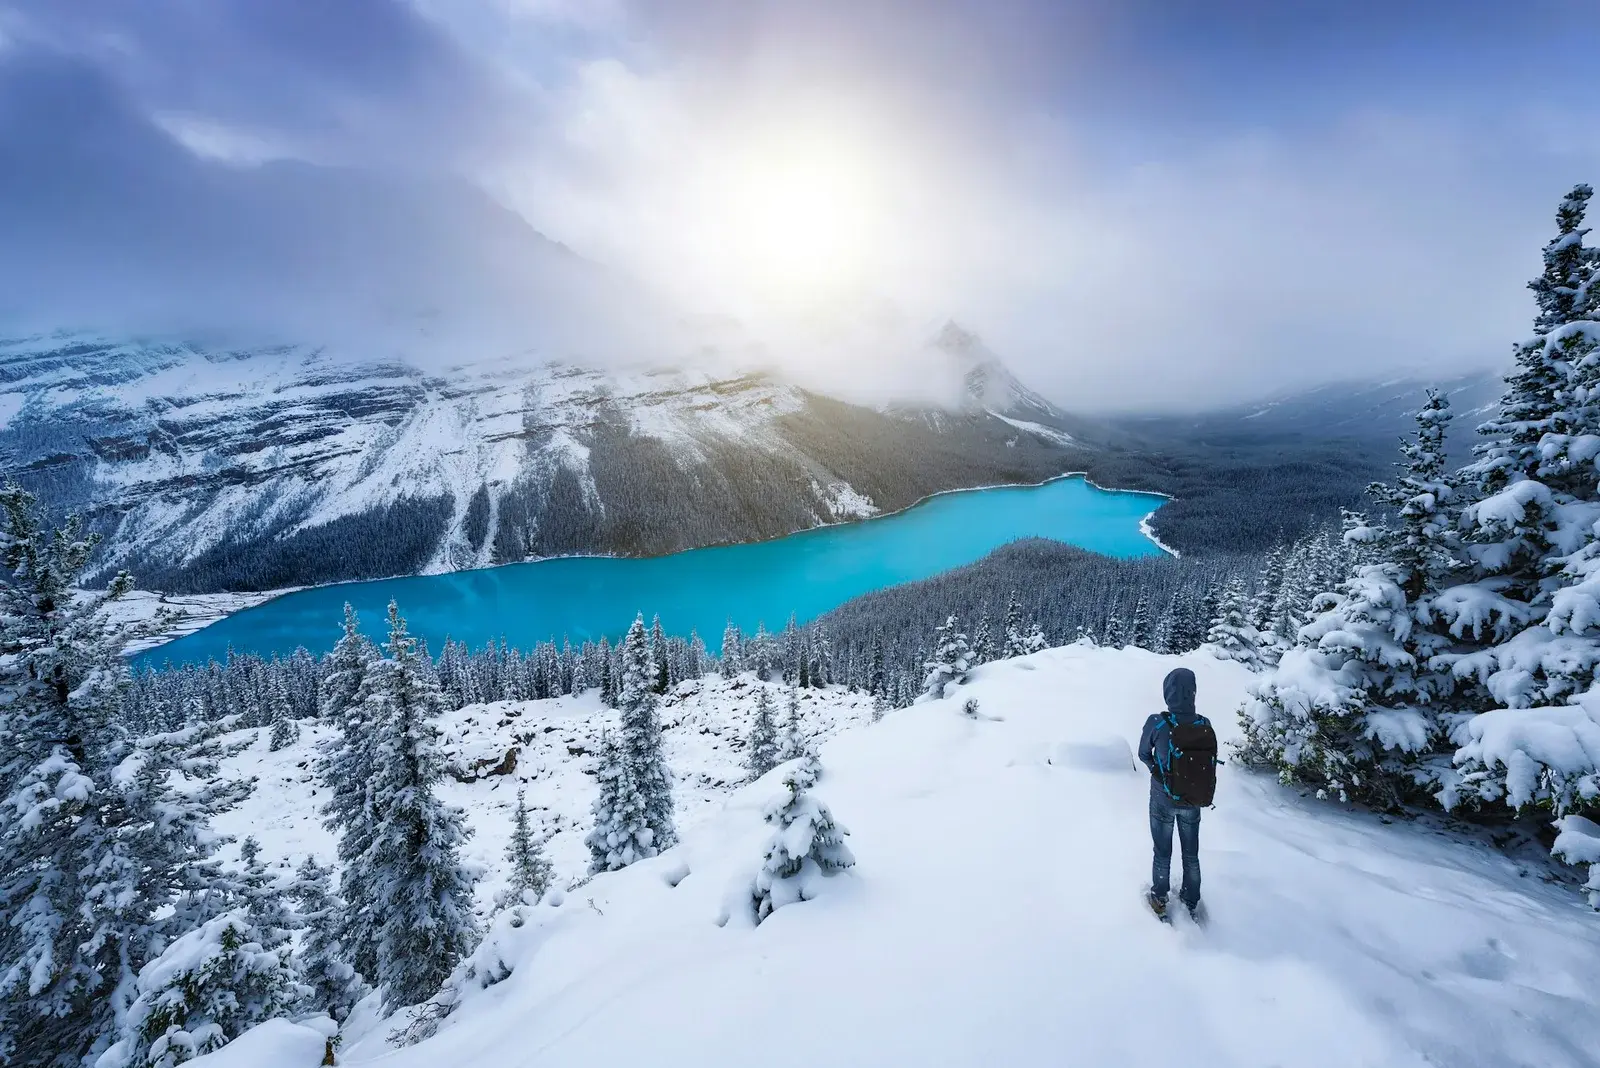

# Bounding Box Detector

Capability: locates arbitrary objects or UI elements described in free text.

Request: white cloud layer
[2,0,1595,410]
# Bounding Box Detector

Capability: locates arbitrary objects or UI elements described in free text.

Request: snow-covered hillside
[0,329,1093,592]
[207,673,876,907]
[204,646,1600,1068]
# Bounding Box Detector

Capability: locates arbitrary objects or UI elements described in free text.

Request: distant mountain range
[1117,371,1504,462]
[0,325,1104,593]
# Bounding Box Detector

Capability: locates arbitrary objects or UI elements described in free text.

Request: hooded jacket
[1138,667,1206,795]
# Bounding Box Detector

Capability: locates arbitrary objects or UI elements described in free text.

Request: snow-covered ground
[109,589,290,658]
[203,646,1600,1068]
[209,673,876,908]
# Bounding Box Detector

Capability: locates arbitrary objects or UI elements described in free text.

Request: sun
[705,133,884,302]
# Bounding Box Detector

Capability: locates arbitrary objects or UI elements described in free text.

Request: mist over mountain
[0,51,681,369]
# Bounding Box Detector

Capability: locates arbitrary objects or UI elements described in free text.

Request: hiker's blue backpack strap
[1153,712,1178,799]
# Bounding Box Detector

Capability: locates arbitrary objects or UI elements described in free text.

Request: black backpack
[1155,713,1218,806]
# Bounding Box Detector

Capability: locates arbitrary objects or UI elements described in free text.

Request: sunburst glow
[695,129,887,303]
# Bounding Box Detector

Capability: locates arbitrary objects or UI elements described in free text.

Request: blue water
[136,476,1168,666]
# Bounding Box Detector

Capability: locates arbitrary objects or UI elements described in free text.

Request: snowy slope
[204,647,1600,1068]
[0,330,1092,591]
[207,673,877,913]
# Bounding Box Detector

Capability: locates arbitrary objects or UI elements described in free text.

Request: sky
[1,0,1597,410]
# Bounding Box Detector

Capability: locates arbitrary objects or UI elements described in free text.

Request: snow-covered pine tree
[778,684,809,762]
[291,857,366,1024]
[1024,620,1047,654]
[1127,591,1151,649]
[317,613,386,985]
[922,614,973,699]
[1100,611,1125,649]
[649,614,670,694]
[746,685,780,778]
[498,788,554,908]
[1430,185,1600,870]
[1150,593,1179,654]
[596,635,614,706]
[723,617,745,674]
[1240,392,1460,807]
[1249,548,1288,633]
[1002,592,1028,659]
[751,760,855,924]
[688,631,709,680]
[868,636,886,695]
[871,690,887,723]
[320,603,376,723]
[0,487,249,1067]
[585,728,655,873]
[267,678,300,751]
[97,909,306,1068]
[235,837,297,954]
[809,621,833,686]
[970,615,993,665]
[616,613,676,852]
[1205,576,1261,667]
[354,601,479,1010]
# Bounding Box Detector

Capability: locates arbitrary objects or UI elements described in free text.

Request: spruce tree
[649,615,670,694]
[617,614,676,852]
[778,685,809,762]
[752,760,855,924]
[320,603,375,723]
[1242,394,1459,806]
[596,635,614,706]
[291,857,366,1024]
[751,621,774,680]
[720,621,743,677]
[1025,620,1048,654]
[746,686,780,778]
[355,601,479,1010]
[499,788,554,907]
[317,612,385,985]
[0,488,250,1067]
[585,729,655,873]
[1127,591,1152,649]
[235,837,297,954]
[1002,592,1028,658]
[98,911,305,1068]
[970,615,993,665]
[1205,577,1260,666]
[1249,548,1288,633]
[1432,184,1600,844]
[922,615,973,699]
[267,689,300,752]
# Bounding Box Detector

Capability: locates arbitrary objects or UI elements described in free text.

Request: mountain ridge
[0,327,1098,593]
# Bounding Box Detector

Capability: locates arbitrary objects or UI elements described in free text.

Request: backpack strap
[1153,712,1178,800]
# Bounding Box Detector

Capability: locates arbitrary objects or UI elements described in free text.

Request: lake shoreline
[129,471,1175,664]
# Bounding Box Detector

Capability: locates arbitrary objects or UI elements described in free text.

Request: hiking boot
[1147,892,1169,919]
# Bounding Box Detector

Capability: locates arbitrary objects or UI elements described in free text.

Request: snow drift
[200,646,1600,1068]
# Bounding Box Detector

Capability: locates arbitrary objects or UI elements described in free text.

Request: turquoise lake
[137,476,1169,666]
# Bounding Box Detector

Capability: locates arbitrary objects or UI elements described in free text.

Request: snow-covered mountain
[0,327,1092,593]
[193,645,1600,1068]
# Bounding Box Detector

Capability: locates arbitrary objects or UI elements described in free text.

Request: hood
[1163,667,1197,717]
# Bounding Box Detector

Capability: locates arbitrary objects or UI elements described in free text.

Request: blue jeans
[1149,786,1201,907]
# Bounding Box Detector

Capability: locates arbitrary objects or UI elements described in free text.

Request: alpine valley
[0,322,1112,593]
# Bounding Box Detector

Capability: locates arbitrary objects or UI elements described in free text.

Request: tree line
[1234,184,1600,905]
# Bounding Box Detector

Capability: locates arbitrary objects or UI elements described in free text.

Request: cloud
[5,0,517,168]
[1,0,1597,408]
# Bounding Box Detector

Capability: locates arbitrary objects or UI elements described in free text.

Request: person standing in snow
[1137,667,1218,921]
